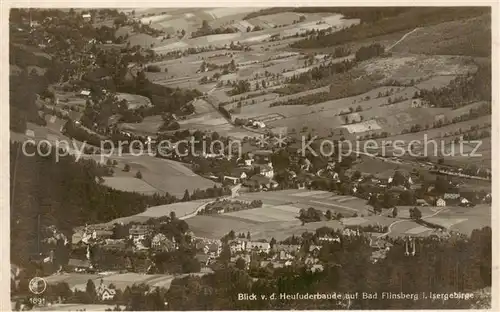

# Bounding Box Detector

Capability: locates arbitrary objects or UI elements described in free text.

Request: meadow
[87,154,217,198]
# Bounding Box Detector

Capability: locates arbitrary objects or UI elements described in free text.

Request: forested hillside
[10,142,177,265]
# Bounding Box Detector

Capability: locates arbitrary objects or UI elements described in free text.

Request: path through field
[387,27,421,51]
[376,207,447,239]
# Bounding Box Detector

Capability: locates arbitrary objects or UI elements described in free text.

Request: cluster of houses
[435,193,475,207]
[193,237,223,265]
[195,230,365,272]
[69,223,179,272]
[220,149,279,190]
[72,224,179,252]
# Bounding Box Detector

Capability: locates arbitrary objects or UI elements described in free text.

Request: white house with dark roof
[436,198,446,207]
[96,280,116,301]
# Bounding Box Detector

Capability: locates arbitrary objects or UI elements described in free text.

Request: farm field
[85,154,217,198]
[149,12,360,54]
[187,213,345,241]
[234,84,446,137]
[187,189,376,239]
[187,188,489,241]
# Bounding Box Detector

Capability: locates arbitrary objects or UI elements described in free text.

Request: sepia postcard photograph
[4,2,497,311]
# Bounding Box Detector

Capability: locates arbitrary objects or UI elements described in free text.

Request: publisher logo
[29,277,47,295]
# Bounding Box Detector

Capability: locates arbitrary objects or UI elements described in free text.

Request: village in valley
[9,6,492,311]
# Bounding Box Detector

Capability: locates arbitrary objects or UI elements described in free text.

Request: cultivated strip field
[186,188,490,240]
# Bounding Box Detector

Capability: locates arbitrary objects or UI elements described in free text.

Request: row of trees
[181,186,231,202]
[199,199,263,215]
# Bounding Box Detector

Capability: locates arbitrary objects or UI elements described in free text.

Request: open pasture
[187,191,489,241]
[250,220,344,241]
[178,112,229,127]
[224,204,301,222]
[102,176,160,194]
[187,213,346,241]
[423,217,468,229]
[119,115,163,136]
[192,98,216,114]
[414,75,458,90]
[87,154,216,198]
[116,93,153,109]
[128,32,162,49]
[103,199,214,225]
[238,189,371,215]
[386,206,490,238]
[444,205,491,235]
[186,214,262,239]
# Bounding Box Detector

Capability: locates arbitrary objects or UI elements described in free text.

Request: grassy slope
[291,7,490,49]
[391,14,491,57]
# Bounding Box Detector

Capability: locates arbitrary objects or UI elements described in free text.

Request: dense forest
[290,7,490,49]
[10,141,177,265]
[165,226,491,310]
